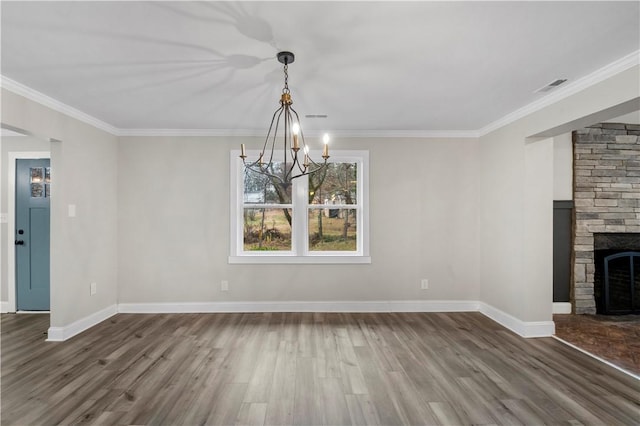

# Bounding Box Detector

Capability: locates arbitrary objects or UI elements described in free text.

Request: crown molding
[118,128,480,138]
[0,76,120,136]
[478,49,640,137]
[316,129,480,139]
[3,49,638,140]
[118,128,265,137]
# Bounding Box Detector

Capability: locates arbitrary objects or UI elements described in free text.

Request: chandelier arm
[244,162,286,186]
[287,162,327,181]
[267,107,285,170]
[244,106,286,184]
[283,106,291,181]
[284,106,301,181]
[262,105,284,160]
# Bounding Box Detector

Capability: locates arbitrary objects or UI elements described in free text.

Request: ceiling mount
[277,51,295,65]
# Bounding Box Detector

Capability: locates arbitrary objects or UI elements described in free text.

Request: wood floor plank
[205,383,248,426]
[264,341,297,425]
[292,357,323,425]
[319,377,351,425]
[384,370,439,425]
[236,402,267,426]
[353,346,405,425]
[345,393,381,426]
[2,311,639,426]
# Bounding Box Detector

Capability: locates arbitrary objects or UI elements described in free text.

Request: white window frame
[229,150,370,264]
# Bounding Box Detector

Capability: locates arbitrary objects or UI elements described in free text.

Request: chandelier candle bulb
[292,123,300,151]
[322,134,330,158]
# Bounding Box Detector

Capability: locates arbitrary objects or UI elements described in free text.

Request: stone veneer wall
[572,123,640,314]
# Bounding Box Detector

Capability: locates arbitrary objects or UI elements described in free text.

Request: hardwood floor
[2,312,639,425]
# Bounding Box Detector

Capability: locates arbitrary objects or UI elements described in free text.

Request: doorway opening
[3,141,51,312]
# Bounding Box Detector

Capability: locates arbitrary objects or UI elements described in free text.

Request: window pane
[308,208,357,251]
[30,167,44,183]
[244,163,292,204]
[309,163,357,205]
[31,183,44,198]
[244,208,292,251]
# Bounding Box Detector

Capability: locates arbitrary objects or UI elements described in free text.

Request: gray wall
[117,136,481,303]
[1,88,119,327]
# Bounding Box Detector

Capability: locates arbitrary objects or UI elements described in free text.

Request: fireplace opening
[593,233,640,315]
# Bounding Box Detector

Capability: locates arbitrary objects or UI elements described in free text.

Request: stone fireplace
[572,123,640,314]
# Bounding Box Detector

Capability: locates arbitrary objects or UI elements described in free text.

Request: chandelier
[240,51,329,184]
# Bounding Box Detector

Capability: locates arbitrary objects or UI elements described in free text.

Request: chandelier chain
[282,63,290,95]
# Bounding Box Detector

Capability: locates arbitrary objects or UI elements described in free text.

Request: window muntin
[231,150,369,263]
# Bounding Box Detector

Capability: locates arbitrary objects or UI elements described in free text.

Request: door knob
[15,240,24,245]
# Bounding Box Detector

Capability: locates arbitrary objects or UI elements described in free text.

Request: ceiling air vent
[535,79,568,93]
[305,114,328,118]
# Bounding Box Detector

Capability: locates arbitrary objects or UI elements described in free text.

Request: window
[230,150,370,264]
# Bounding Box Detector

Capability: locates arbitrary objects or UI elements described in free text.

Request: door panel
[16,159,50,310]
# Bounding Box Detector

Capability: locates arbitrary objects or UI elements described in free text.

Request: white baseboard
[388,300,481,312]
[0,301,9,313]
[47,304,117,342]
[117,300,481,314]
[479,302,555,338]
[42,300,554,341]
[118,300,552,338]
[553,302,572,314]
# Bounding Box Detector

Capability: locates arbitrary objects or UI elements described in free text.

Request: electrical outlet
[90,282,97,295]
[421,279,429,290]
[221,280,229,292]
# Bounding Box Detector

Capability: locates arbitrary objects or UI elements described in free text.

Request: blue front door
[15,159,51,311]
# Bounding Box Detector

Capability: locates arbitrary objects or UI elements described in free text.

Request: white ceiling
[1,1,639,135]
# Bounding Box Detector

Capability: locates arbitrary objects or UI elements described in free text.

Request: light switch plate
[0,213,7,224]
[68,204,76,217]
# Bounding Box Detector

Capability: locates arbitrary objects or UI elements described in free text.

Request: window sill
[228,255,372,265]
